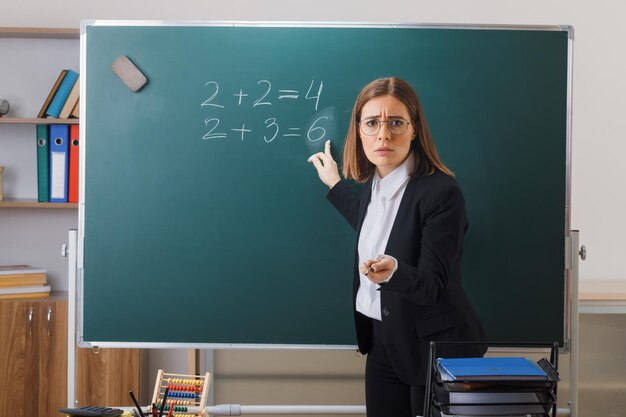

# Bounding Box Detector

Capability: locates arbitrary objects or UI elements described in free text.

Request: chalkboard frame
[77,21,574,349]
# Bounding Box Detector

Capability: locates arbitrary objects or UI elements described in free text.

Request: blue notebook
[46,69,79,118]
[437,357,548,381]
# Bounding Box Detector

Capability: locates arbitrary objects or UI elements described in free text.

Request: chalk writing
[200,78,329,143]
[201,81,224,108]
[253,80,272,107]
[202,118,227,140]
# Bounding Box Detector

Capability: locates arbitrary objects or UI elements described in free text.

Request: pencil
[129,390,145,417]
[158,387,169,417]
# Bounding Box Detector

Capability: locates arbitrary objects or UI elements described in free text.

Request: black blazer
[327,170,486,385]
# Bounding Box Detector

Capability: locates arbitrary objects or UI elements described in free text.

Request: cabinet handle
[28,306,34,336]
[47,306,53,336]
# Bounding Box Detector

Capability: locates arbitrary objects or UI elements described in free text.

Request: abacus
[147,369,212,417]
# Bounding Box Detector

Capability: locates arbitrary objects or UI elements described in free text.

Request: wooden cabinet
[76,348,141,406]
[0,294,67,417]
[0,294,141,413]
[38,296,69,415]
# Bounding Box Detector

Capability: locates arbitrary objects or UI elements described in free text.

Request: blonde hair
[342,77,453,182]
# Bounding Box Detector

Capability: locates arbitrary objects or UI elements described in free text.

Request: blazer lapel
[356,176,373,237]
[385,177,419,254]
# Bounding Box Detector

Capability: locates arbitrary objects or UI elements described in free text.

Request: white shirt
[356,156,414,321]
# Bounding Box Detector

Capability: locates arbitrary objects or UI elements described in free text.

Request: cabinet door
[0,300,39,417]
[76,347,140,406]
[37,299,68,415]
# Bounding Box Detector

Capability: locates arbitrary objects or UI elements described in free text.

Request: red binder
[68,124,80,203]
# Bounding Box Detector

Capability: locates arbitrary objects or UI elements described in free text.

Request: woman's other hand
[308,140,341,189]
[360,255,397,284]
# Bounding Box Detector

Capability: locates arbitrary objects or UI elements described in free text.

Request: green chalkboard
[81,23,571,347]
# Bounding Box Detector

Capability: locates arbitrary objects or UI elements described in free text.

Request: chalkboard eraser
[112,55,148,92]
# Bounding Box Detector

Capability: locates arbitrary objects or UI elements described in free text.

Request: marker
[363,255,384,276]
[129,390,145,417]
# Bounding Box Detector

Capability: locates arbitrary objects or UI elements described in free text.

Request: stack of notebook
[0,265,51,299]
[432,356,560,417]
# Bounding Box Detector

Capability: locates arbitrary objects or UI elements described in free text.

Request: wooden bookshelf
[0,28,79,39]
[0,118,79,125]
[0,199,77,209]
[0,28,80,210]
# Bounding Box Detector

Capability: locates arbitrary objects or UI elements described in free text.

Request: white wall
[2,0,625,282]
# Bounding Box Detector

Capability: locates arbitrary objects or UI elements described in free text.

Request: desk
[579,280,626,314]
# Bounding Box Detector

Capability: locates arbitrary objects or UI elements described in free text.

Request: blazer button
[382,307,390,317]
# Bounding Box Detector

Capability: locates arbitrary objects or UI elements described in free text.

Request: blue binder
[49,124,70,202]
[45,69,79,118]
[437,357,548,381]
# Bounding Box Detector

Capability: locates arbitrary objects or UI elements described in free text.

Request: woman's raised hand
[307,140,341,189]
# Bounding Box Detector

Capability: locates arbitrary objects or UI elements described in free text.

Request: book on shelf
[0,274,47,286]
[68,124,80,202]
[0,265,47,275]
[46,69,79,118]
[71,98,80,118]
[0,265,47,286]
[59,75,80,119]
[0,265,49,299]
[436,357,548,381]
[36,124,50,202]
[37,70,67,118]
[49,124,70,202]
[0,285,51,299]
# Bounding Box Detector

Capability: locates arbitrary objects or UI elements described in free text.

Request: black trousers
[366,319,425,417]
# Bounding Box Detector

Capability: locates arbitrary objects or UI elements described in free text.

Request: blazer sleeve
[379,183,467,305]
[326,180,360,231]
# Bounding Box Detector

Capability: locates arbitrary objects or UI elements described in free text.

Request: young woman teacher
[308,77,486,417]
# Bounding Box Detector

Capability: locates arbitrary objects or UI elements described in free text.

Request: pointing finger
[324,140,332,157]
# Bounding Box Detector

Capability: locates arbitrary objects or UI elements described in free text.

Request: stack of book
[38,69,80,120]
[0,265,51,299]
[35,69,81,203]
[432,356,560,417]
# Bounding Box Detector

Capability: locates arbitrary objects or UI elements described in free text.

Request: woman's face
[359,95,415,178]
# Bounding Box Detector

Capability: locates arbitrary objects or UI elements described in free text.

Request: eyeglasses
[359,117,411,136]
